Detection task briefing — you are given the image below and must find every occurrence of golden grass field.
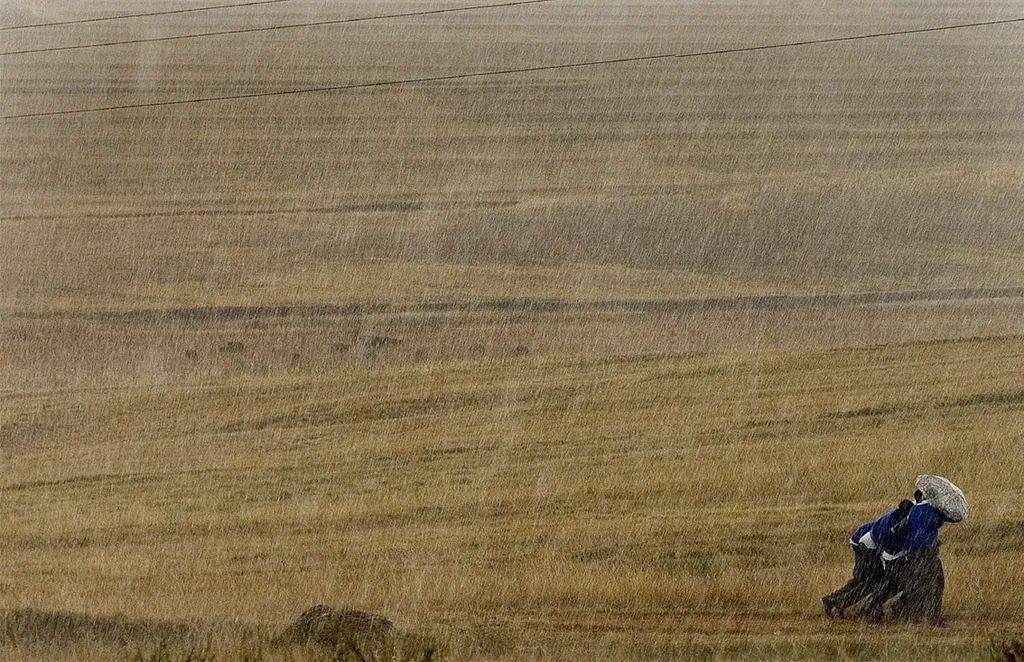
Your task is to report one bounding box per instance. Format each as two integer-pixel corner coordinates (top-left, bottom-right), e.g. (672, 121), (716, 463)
(1, 0), (1023, 659)
(3, 336), (1024, 659)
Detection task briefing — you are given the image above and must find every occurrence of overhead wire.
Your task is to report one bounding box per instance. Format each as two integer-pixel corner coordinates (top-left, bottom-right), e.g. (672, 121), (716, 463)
(3, 16), (1022, 120)
(0, 0), (297, 32)
(0, 0), (560, 57)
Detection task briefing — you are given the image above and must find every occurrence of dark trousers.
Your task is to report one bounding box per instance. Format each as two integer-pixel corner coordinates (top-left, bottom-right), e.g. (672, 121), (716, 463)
(824, 544), (883, 615)
(862, 548), (944, 623)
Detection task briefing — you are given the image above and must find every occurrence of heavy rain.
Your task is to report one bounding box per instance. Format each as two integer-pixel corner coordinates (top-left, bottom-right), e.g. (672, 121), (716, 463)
(1, 0), (1022, 659)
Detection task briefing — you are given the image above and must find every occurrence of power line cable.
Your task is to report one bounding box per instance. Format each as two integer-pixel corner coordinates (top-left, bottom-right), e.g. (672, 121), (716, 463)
(0, 0), (559, 56)
(0, 0), (297, 32)
(4, 16), (1022, 120)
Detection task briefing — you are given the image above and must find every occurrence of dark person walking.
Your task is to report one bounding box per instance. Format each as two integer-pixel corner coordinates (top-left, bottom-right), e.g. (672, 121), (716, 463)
(862, 492), (953, 625)
(823, 499), (914, 618)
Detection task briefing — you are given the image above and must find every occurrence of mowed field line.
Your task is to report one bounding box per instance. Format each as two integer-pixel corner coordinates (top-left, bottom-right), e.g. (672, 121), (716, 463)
(7, 286), (1024, 323)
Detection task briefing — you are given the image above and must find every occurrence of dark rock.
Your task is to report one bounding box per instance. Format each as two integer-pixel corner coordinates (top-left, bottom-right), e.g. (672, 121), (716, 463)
(275, 605), (394, 649)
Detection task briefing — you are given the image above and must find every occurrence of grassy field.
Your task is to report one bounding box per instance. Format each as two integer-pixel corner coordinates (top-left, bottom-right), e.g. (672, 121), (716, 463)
(2, 335), (1024, 659)
(3, 0), (1024, 314)
(1, 0), (1023, 659)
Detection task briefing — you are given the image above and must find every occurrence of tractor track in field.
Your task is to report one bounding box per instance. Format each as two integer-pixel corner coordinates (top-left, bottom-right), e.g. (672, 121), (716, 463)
(7, 286), (1024, 325)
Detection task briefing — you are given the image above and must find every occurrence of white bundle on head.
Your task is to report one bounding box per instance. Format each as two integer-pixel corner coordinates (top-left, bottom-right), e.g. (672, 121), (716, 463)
(915, 475), (968, 522)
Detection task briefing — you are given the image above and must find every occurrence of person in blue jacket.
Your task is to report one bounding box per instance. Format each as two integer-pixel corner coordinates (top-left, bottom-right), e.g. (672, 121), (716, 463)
(822, 499), (914, 618)
(862, 490), (953, 624)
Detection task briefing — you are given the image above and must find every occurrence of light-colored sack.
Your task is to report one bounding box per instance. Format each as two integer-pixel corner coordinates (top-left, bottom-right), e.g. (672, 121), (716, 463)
(915, 474), (968, 522)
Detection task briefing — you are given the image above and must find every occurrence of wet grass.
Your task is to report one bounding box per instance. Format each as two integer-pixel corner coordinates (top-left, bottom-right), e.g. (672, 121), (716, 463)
(1, 1), (1023, 658)
(0, 608), (438, 661)
(1, 336), (1022, 659)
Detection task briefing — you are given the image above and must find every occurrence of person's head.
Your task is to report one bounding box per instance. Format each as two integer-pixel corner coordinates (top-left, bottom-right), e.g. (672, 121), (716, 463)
(913, 489), (924, 503)
(898, 499), (914, 516)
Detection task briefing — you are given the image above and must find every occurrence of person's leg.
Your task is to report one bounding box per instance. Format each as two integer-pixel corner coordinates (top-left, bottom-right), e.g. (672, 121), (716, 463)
(835, 548), (883, 616)
(893, 551), (943, 623)
(861, 557), (908, 622)
(923, 553), (945, 624)
(819, 549), (876, 618)
(823, 546), (862, 616)
(891, 587), (914, 621)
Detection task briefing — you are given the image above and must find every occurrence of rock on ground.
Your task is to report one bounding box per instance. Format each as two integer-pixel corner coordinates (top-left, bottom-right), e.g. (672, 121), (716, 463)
(275, 605), (395, 649)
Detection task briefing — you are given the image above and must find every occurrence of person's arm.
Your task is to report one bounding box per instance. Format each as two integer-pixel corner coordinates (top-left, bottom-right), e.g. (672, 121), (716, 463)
(889, 515), (910, 540)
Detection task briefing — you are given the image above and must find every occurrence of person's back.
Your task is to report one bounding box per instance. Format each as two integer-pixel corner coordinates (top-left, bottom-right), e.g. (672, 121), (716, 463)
(905, 502), (946, 550)
(869, 507), (910, 552)
(880, 501), (946, 562)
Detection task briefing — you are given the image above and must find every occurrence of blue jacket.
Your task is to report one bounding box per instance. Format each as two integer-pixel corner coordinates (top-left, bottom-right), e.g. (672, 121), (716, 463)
(850, 520), (873, 545)
(905, 503), (946, 550)
(881, 502), (946, 556)
(869, 508), (907, 550)
(851, 508), (905, 548)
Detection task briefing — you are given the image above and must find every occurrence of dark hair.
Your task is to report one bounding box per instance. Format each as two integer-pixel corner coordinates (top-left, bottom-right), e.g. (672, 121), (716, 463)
(914, 489), (924, 503)
(898, 499), (914, 516)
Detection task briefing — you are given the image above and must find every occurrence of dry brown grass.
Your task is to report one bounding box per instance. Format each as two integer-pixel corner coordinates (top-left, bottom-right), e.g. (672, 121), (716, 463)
(3, 1), (1024, 313)
(2, 0), (1023, 659)
(2, 335), (1023, 659)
